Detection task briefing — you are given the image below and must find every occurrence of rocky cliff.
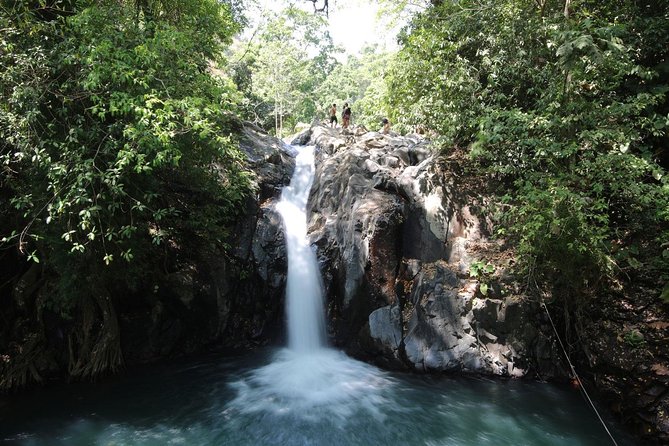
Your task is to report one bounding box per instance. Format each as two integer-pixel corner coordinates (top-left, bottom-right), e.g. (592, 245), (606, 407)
(114, 123), (296, 363)
(296, 123), (669, 443)
(122, 122), (296, 359)
(297, 125), (563, 378)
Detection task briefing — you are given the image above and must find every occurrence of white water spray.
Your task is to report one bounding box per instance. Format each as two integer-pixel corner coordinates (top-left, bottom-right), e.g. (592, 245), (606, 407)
(229, 145), (392, 421)
(275, 146), (326, 352)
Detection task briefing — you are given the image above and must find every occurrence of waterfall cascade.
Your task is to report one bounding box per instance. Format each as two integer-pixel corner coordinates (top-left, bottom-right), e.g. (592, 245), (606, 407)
(275, 146), (326, 353)
(0, 145), (630, 446)
(228, 145), (391, 420)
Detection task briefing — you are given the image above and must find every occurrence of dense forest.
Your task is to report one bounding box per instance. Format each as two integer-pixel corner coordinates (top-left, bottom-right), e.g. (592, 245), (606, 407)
(230, 0), (669, 300)
(232, 0), (669, 314)
(1, 0), (668, 439)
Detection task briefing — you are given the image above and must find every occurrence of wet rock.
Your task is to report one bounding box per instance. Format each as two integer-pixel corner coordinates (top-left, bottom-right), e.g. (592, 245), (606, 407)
(303, 124), (557, 377)
(368, 305), (402, 354)
(290, 127), (312, 146)
(239, 121), (296, 201)
(219, 124), (294, 345)
(397, 262), (536, 376)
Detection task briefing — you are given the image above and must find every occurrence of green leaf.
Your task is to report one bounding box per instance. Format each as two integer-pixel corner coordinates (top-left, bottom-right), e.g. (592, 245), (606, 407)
(661, 283), (669, 304)
(27, 251), (40, 263)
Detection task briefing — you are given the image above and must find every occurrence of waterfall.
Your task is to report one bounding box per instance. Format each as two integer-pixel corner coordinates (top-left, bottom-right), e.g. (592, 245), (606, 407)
(275, 145), (326, 352)
(227, 145), (391, 421)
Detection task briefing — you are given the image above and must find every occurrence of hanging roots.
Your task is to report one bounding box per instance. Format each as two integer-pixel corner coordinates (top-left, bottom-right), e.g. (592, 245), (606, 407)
(0, 334), (45, 391)
(68, 288), (123, 379)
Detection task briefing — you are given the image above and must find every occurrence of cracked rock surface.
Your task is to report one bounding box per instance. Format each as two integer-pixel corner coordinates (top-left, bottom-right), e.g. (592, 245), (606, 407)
(301, 125), (561, 377)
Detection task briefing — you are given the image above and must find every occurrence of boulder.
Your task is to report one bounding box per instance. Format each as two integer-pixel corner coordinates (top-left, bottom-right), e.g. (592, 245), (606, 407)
(290, 127), (312, 146)
(368, 305), (402, 354)
(303, 124), (562, 378)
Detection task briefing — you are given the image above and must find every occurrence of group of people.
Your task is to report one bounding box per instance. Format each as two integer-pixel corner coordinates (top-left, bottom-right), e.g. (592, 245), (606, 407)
(328, 103), (351, 129)
(328, 103), (391, 134)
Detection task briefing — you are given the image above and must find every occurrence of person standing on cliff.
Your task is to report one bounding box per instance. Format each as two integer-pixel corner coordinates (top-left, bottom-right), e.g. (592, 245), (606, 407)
(329, 103), (337, 128)
(381, 118), (391, 134)
(342, 103), (352, 129)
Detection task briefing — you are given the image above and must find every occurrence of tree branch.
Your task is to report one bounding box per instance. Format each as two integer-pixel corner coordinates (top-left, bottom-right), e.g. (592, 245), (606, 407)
(306, 0), (329, 17)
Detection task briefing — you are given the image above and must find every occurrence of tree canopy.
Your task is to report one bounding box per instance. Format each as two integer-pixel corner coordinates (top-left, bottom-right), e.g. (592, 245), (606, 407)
(385, 0), (669, 295)
(229, 5), (339, 136)
(1, 0), (253, 379)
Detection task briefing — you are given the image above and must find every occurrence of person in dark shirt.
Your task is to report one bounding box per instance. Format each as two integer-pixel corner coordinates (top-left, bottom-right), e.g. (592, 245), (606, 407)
(342, 103), (352, 129)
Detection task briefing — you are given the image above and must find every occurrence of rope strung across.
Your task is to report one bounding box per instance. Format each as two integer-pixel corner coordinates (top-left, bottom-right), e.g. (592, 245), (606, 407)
(541, 300), (619, 446)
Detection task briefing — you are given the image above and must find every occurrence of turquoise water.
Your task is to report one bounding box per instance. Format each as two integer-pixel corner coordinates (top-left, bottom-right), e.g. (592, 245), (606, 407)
(0, 347), (637, 445)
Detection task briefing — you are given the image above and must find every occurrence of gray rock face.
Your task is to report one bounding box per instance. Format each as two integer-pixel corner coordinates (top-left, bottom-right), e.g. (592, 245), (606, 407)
(290, 127), (312, 146)
(217, 123), (296, 344)
(402, 262), (531, 376)
(239, 121), (296, 202)
(305, 124), (560, 377)
(368, 305), (402, 354)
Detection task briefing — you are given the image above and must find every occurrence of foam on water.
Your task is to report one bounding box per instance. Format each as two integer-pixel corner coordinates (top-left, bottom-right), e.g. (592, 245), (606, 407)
(228, 348), (393, 423)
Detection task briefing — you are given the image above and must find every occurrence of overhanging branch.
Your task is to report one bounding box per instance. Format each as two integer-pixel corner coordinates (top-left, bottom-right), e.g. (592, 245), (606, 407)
(306, 0), (329, 16)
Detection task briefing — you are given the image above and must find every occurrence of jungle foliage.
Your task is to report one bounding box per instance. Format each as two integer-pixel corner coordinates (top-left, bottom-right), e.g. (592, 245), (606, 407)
(386, 0), (669, 293)
(228, 5), (339, 136)
(1, 0), (250, 279)
(229, 5), (396, 135)
(0, 0), (251, 381)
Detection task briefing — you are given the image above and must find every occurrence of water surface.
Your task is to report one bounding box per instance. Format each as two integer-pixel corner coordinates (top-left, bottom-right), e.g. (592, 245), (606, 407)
(0, 347), (636, 445)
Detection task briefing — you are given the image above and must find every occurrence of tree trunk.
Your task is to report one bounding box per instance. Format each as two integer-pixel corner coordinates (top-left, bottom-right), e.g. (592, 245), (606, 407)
(534, 0), (548, 17)
(279, 98), (284, 138)
(274, 93), (279, 137)
(68, 286), (123, 379)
